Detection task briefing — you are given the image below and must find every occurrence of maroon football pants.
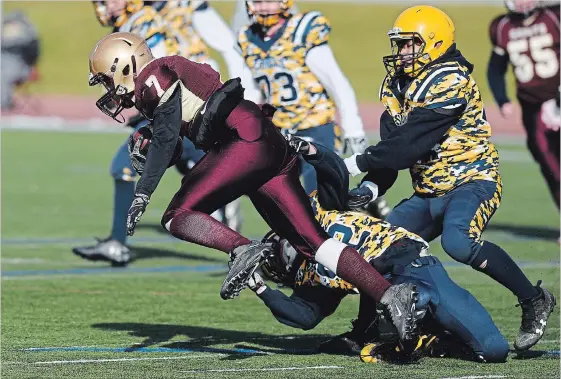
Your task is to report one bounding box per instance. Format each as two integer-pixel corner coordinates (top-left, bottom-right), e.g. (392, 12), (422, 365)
(521, 100), (560, 208)
(162, 102), (392, 302)
(162, 122), (326, 256)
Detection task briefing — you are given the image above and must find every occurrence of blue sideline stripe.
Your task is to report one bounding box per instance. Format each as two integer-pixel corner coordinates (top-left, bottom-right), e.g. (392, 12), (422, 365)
(3, 261), (559, 278)
(2, 264), (227, 277)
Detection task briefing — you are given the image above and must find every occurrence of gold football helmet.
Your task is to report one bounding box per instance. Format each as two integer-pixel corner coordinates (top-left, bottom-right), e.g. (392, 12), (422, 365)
(89, 32), (154, 122)
(383, 5), (455, 78)
(246, 0), (294, 29)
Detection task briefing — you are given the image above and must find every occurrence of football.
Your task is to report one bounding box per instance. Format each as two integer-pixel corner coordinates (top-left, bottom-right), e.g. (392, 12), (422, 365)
(127, 125), (183, 175)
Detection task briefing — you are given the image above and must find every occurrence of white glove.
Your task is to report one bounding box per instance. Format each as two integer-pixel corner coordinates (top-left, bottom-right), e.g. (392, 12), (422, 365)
(248, 271), (267, 295)
(344, 136), (369, 154)
(344, 153), (363, 177)
(541, 98), (560, 131)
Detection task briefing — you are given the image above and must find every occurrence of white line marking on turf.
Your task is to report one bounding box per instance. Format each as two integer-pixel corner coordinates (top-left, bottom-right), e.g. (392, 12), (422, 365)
(1, 258), (46, 264)
(181, 366), (344, 374)
(538, 339), (560, 344)
(438, 376), (507, 379)
(8, 354), (221, 365)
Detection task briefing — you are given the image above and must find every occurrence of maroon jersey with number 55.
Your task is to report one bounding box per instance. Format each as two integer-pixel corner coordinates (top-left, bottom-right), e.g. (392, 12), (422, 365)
(489, 7), (560, 104)
(134, 55), (222, 135)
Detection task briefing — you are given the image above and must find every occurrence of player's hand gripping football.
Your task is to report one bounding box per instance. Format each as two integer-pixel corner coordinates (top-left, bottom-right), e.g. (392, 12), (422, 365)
(126, 194), (150, 236)
(286, 135), (317, 156)
(348, 181), (379, 210)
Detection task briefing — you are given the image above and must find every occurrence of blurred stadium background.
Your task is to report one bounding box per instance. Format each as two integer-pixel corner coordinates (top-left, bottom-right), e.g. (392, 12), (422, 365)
(1, 1), (559, 378)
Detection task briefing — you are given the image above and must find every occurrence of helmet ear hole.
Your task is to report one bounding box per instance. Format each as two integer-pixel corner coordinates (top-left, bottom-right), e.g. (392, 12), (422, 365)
(123, 64), (130, 76)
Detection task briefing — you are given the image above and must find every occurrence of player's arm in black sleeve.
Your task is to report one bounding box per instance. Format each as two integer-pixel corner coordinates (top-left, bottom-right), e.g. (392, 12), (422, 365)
(359, 111), (399, 195)
(135, 85), (182, 197)
(486, 17), (511, 108)
(354, 106), (460, 173)
(487, 50), (510, 107)
(256, 285), (343, 330)
(303, 143), (350, 211)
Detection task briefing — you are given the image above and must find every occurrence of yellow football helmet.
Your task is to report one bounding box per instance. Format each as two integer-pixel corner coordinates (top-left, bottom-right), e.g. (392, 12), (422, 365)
(246, 0), (294, 29)
(383, 5), (455, 78)
(89, 32), (154, 122)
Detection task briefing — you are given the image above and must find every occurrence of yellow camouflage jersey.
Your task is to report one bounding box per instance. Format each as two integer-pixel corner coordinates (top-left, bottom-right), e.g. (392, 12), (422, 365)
(294, 192), (429, 293)
(380, 61), (501, 196)
(92, 1), (180, 57)
(157, 0), (211, 62)
(237, 12), (336, 131)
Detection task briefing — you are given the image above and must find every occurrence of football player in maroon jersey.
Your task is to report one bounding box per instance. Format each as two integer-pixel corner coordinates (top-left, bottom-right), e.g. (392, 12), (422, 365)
(88, 32), (420, 342)
(487, 0), (560, 212)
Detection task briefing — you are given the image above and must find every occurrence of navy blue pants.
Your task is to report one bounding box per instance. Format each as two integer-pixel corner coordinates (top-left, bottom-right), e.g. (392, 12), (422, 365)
(281, 123), (338, 195)
(392, 256), (509, 363)
(257, 255), (508, 362)
(386, 180), (501, 265)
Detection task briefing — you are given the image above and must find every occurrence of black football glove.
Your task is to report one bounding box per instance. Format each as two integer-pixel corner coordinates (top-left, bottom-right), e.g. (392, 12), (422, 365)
(286, 135), (316, 156)
(348, 182), (378, 210)
(126, 112), (148, 129)
(126, 193), (150, 236)
(189, 78), (245, 151)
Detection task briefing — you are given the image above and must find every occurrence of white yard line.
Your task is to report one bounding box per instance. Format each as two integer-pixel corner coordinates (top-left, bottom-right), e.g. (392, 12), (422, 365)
(538, 339), (560, 344)
(438, 376), (507, 379)
(181, 366), (344, 374)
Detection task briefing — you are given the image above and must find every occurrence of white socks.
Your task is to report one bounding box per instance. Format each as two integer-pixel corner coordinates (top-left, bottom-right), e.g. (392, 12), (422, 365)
(315, 238), (347, 273)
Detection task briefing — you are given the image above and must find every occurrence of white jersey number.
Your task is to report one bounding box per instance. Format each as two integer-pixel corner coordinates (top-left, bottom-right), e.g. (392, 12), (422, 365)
(507, 34), (559, 83)
(145, 75), (165, 97)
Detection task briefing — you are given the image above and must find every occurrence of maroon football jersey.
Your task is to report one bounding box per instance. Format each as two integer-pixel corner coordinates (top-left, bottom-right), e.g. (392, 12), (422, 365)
(134, 55), (222, 134)
(489, 7), (560, 103)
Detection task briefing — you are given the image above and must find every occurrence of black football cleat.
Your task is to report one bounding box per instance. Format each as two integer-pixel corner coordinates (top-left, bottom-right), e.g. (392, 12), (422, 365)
(379, 283), (419, 342)
(514, 280), (556, 351)
(220, 241), (274, 300)
(72, 237), (133, 267)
